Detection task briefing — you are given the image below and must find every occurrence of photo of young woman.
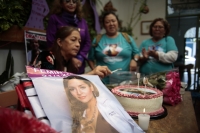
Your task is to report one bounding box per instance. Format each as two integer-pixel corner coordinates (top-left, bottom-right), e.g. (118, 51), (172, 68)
(27, 38), (41, 67)
(63, 75), (144, 133)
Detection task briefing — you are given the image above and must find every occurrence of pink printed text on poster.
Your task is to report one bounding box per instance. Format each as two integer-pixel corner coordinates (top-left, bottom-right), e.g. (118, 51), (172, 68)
(26, 66), (74, 78)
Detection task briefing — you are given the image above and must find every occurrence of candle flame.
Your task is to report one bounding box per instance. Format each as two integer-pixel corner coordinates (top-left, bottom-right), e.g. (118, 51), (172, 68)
(143, 108), (145, 113)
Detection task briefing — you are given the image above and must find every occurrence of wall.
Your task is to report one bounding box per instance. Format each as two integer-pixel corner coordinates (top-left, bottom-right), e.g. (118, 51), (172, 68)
(0, 0), (166, 74)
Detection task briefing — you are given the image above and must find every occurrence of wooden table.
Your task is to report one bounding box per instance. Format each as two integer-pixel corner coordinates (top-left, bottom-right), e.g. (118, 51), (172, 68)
(134, 92), (199, 133)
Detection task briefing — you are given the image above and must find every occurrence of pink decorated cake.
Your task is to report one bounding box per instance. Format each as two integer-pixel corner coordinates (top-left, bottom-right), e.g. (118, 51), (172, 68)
(112, 85), (164, 116)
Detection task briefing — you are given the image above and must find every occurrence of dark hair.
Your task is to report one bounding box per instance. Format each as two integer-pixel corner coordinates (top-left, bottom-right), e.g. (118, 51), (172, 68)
(149, 18), (170, 37)
(50, 26), (80, 71)
(63, 75), (99, 133)
(30, 38), (39, 45)
(101, 11), (121, 28)
(57, 0), (82, 20)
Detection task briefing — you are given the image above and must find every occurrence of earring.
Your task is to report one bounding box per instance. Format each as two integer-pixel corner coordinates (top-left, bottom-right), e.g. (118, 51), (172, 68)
(92, 91), (96, 97)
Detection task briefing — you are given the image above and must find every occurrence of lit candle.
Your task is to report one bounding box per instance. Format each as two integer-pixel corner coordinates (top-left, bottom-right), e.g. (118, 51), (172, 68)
(138, 108), (150, 131)
(137, 73), (140, 88)
(143, 77), (148, 95)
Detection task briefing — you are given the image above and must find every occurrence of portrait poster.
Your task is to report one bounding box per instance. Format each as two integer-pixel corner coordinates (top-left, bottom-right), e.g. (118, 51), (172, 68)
(24, 30), (47, 67)
(26, 67), (144, 133)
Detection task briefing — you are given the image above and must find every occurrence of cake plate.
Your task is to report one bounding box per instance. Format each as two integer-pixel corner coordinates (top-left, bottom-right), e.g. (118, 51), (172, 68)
(131, 106), (168, 120)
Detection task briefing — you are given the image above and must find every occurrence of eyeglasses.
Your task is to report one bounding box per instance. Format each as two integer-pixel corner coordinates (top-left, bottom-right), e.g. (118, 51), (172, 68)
(153, 26), (164, 29)
(64, 0), (77, 4)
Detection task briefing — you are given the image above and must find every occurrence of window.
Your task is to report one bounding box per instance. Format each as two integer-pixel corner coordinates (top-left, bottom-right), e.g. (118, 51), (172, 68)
(167, 0), (200, 17)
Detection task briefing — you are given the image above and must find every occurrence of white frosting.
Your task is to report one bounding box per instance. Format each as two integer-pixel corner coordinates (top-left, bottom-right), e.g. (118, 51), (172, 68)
(112, 85), (164, 115)
(115, 95), (163, 114)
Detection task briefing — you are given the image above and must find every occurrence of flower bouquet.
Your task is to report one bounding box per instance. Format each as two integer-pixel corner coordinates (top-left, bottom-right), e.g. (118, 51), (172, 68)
(133, 69), (182, 106)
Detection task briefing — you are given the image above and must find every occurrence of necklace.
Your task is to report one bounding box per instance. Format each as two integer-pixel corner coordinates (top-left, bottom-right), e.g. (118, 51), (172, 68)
(85, 103), (97, 126)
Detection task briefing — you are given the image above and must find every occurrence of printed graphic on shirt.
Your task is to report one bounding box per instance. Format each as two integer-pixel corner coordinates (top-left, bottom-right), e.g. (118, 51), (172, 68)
(103, 44), (122, 57)
(104, 56), (123, 64)
(149, 44), (163, 52)
(148, 44), (164, 61)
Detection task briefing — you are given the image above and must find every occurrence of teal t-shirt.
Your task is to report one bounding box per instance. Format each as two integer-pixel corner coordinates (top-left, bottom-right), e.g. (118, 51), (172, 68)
(139, 36), (178, 75)
(88, 32), (139, 84)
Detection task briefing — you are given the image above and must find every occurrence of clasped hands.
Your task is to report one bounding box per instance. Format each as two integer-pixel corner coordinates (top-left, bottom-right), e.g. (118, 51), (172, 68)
(129, 48), (159, 71)
(140, 48), (159, 62)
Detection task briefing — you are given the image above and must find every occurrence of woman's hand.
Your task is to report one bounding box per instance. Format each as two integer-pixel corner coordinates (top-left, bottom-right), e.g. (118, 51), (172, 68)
(139, 48), (149, 63)
(86, 66), (111, 78)
(129, 59), (137, 71)
(148, 49), (159, 60)
(142, 48), (149, 60)
(72, 57), (82, 69)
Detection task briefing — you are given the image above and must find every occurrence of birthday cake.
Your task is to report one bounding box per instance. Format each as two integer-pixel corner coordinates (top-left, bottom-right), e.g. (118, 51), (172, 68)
(112, 85), (164, 116)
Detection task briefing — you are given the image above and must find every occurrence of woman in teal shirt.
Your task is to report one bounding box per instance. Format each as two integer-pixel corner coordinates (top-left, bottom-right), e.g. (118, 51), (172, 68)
(139, 18), (178, 75)
(88, 12), (139, 84)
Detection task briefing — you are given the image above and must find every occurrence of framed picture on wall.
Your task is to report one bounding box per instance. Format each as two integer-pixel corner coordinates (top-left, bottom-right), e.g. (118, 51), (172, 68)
(141, 21), (152, 35)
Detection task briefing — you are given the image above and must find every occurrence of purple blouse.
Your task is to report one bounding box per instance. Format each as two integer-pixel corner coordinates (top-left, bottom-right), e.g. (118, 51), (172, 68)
(46, 14), (91, 74)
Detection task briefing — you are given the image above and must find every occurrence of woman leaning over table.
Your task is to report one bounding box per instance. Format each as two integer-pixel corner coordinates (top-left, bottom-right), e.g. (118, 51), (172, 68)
(87, 11), (139, 84)
(46, 0), (91, 74)
(138, 18), (178, 75)
(63, 75), (144, 133)
(35, 26), (111, 78)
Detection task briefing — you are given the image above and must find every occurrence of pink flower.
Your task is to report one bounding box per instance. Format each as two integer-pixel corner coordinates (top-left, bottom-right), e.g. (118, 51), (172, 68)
(162, 71), (181, 105)
(163, 96), (175, 105)
(162, 80), (173, 96)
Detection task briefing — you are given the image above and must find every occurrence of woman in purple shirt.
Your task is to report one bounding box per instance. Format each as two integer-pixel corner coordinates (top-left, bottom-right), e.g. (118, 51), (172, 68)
(46, 0), (91, 74)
